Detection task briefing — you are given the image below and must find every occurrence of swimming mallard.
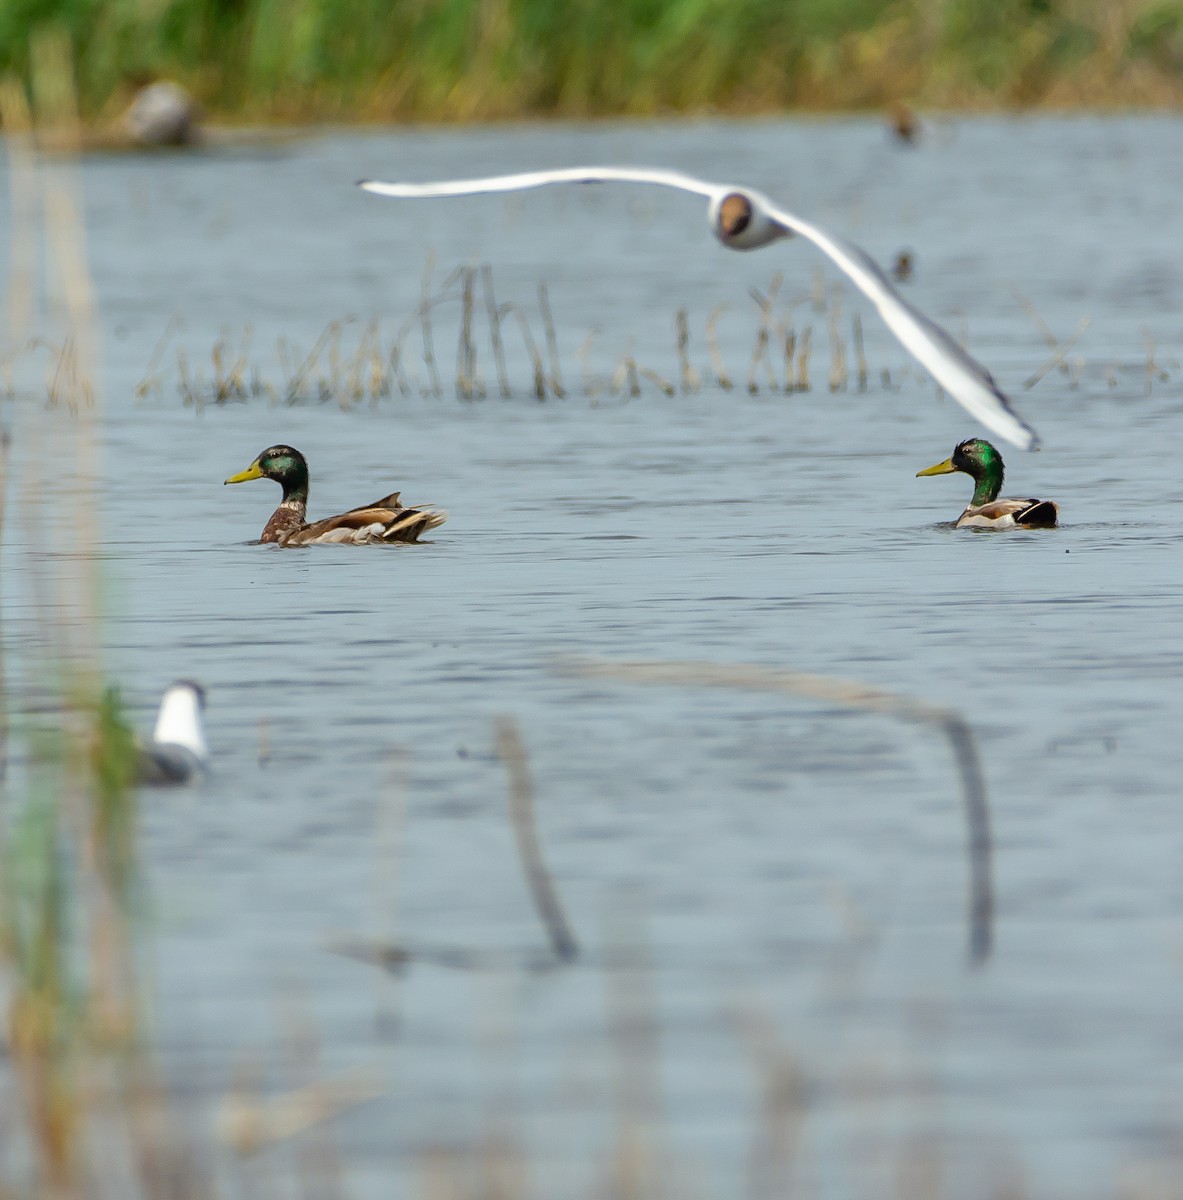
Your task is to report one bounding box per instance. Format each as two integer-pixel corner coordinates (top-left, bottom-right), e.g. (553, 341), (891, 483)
(224, 445), (446, 545)
(916, 438), (1058, 529)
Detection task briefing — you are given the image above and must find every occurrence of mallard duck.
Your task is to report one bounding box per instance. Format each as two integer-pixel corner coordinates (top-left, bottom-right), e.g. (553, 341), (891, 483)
(358, 167), (1038, 450)
(916, 438), (1058, 529)
(224, 445), (446, 545)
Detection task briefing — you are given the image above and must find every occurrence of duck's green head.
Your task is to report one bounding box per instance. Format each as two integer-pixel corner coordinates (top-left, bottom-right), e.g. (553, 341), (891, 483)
(224, 444), (309, 500)
(916, 438), (1004, 505)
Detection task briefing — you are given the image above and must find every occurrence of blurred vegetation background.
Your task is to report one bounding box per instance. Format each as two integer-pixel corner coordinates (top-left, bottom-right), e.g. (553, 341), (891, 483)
(2, 0), (1183, 123)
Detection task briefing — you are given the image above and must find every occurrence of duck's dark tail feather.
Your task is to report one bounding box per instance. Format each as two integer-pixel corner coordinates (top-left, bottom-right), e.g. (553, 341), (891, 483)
(1015, 500), (1058, 528)
(383, 506), (448, 542)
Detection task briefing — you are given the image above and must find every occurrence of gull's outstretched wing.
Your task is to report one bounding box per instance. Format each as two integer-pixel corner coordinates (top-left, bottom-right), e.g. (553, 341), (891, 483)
(754, 196), (1039, 451)
(358, 166), (721, 200)
(358, 166), (1039, 450)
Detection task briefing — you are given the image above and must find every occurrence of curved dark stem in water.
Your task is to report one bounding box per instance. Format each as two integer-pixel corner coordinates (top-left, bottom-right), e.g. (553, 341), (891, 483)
(556, 656), (996, 967)
(495, 716), (580, 964)
(942, 714), (993, 965)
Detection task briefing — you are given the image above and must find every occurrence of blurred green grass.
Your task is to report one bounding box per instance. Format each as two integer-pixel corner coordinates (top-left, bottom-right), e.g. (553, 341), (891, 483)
(4, 0), (1183, 123)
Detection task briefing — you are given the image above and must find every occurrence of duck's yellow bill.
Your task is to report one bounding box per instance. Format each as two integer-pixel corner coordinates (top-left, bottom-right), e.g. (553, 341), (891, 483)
(916, 457), (956, 477)
(224, 460), (264, 485)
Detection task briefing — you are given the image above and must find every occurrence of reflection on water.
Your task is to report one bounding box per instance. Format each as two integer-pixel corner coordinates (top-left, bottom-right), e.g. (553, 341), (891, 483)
(4, 116), (1183, 1196)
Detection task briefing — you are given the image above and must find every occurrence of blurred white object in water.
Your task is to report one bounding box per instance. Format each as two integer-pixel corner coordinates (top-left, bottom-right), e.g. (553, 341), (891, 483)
(139, 680), (208, 785)
(124, 81), (199, 147)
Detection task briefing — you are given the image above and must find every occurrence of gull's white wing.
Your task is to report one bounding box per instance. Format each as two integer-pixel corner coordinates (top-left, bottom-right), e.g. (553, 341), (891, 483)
(358, 166), (721, 201)
(761, 198), (1039, 451)
(358, 165), (1038, 450)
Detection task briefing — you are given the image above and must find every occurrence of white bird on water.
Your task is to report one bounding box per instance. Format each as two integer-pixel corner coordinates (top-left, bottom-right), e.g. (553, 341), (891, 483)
(358, 166), (1039, 451)
(138, 680), (209, 785)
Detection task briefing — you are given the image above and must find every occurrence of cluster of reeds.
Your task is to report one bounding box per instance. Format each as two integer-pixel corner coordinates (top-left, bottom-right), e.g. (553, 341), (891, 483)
(127, 265), (947, 409)
(4, 0), (1183, 123)
(123, 263), (1177, 412)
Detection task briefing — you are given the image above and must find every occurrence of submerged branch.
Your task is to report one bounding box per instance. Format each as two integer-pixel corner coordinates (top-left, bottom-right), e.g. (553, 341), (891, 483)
(557, 655), (995, 966)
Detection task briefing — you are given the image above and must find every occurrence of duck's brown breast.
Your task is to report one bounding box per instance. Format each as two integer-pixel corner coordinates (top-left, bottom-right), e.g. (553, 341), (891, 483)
(261, 502), (306, 544)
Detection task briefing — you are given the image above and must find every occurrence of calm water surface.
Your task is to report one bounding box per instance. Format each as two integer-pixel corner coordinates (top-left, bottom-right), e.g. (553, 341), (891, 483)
(3, 116), (1183, 1197)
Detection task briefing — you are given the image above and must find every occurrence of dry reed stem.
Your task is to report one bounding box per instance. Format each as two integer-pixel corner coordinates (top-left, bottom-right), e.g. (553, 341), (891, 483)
(176, 347), (198, 409)
(133, 315), (183, 401)
(393, 316), (420, 396)
(639, 366), (674, 397)
(1142, 328), (1165, 396)
(828, 295), (847, 392)
(324, 320), (344, 402)
(747, 277), (783, 393)
(747, 318), (768, 393)
(538, 282), (565, 398)
(283, 321), (342, 403)
(675, 308), (699, 393)
(481, 264), (512, 398)
(345, 317), (377, 402)
(211, 338), (229, 401)
(389, 329), (412, 397)
(508, 305), (547, 399)
(810, 267), (827, 313)
(706, 303), (732, 390)
(50, 341), (66, 406)
(420, 255), (442, 397)
(493, 717), (579, 963)
(340, 319), (371, 406)
(1023, 316), (1091, 390)
(276, 334), (293, 385)
(558, 656), (994, 965)
(456, 266), (476, 399)
(852, 313), (868, 392)
(625, 357), (641, 398)
(365, 321), (388, 400)
(795, 327), (812, 391)
(609, 355), (628, 395)
(779, 324), (796, 391)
